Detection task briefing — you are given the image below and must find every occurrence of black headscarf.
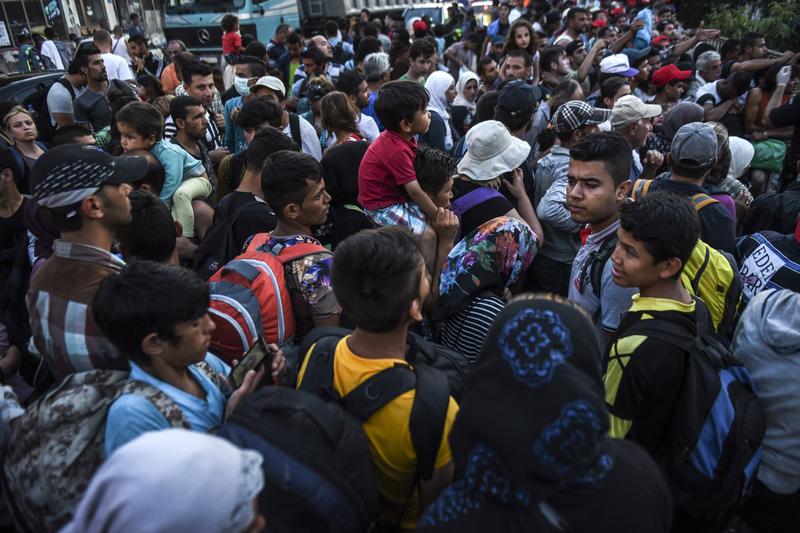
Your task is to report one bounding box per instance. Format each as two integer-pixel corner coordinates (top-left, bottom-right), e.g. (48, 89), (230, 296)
(419, 296), (673, 533)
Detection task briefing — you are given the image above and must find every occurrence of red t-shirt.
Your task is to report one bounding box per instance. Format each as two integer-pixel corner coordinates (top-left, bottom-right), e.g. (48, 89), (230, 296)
(357, 130), (418, 210)
(222, 31), (242, 55)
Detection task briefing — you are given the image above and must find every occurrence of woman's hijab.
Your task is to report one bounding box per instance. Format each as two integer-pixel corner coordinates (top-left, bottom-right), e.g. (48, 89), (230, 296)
(426, 71), (456, 151)
(421, 297), (609, 531)
(62, 429), (264, 533)
(435, 217), (538, 321)
(727, 136), (755, 181)
(659, 102), (705, 139)
(453, 71), (479, 113)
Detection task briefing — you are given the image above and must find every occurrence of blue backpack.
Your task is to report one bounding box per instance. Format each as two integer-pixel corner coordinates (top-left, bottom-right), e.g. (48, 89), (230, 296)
(628, 300), (765, 517)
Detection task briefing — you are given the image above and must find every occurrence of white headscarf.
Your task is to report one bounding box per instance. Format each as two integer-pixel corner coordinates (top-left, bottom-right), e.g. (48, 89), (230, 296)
(453, 70), (479, 113)
(61, 429), (264, 533)
(727, 136), (755, 181)
(425, 70), (455, 151)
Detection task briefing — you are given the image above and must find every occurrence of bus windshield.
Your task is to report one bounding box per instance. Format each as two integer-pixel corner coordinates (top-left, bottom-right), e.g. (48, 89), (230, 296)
(166, 0), (244, 15)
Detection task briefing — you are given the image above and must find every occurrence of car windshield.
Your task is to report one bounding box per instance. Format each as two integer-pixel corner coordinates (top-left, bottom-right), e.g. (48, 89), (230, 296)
(404, 7), (442, 25)
(166, 0), (244, 14)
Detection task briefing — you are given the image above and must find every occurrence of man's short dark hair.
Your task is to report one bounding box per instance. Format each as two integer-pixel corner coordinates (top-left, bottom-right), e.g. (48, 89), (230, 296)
(0, 146), (21, 188)
(51, 124), (93, 146)
(554, 79), (580, 100)
(506, 49), (533, 68)
(116, 101), (164, 141)
(301, 46), (327, 65)
(335, 69), (365, 97)
(117, 190), (176, 263)
(243, 41), (267, 62)
(237, 97), (283, 130)
(68, 46), (101, 75)
(129, 34), (148, 48)
(540, 45), (564, 73)
(261, 150), (323, 216)
(408, 38), (435, 60)
(355, 36), (382, 64)
(169, 95), (202, 123)
(720, 39), (740, 59)
(414, 145), (455, 196)
(375, 80), (428, 132)
(567, 7), (589, 20)
(126, 149), (165, 195)
(246, 126), (300, 172)
(236, 54), (267, 78)
(44, 27), (56, 40)
(741, 31), (764, 51)
(181, 60), (213, 86)
(494, 104), (533, 134)
(324, 20), (338, 37)
(93, 29), (112, 45)
(570, 131), (633, 187)
(93, 261), (210, 361)
(475, 90), (499, 123)
(129, 12), (139, 20)
(477, 56), (495, 79)
(333, 226), (423, 332)
(619, 192), (700, 277)
(287, 32), (302, 46)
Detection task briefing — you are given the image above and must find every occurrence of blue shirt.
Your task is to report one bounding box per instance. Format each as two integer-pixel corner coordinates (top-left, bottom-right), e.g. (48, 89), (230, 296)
(104, 353), (230, 457)
(151, 139), (205, 207)
(364, 92), (383, 132)
(224, 95), (247, 153)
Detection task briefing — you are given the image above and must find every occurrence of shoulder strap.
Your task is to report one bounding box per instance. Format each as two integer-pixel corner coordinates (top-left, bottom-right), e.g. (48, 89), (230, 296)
(631, 178), (652, 200)
(220, 193), (261, 227)
(273, 241), (328, 264)
(691, 192), (719, 211)
(621, 319), (696, 353)
(409, 361), (451, 480)
(122, 380), (191, 428)
(57, 77), (76, 100)
(288, 112), (302, 146)
(451, 187), (504, 213)
(589, 234), (618, 299)
(297, 334), (342, 396)
(690, 244), (711, 294)
(340, 365), (416, 422)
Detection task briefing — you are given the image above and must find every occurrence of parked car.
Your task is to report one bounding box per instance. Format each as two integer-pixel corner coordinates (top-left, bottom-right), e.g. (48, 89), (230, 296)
(0, 71), (66, 104)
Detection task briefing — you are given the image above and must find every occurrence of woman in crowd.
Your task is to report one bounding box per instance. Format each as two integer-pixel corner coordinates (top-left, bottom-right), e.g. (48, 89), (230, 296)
(62, 429), (266, 533)
(419, 296), (673, 533)
(420, 71), (457, 153)
(4, 106), (46, 194)
(320, 91), (364, 149)
(596, 77), (631, 110)
(434, 217), (538, 362)
(451, 71), (479, 137)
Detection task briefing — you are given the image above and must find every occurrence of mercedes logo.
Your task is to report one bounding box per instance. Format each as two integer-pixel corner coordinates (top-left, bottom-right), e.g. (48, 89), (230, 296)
(197, 28), (210, 44)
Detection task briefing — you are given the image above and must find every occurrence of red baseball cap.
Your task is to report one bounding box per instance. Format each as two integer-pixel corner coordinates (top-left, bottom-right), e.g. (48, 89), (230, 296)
(592, 18), (607, 28)
(412, 19), (428, 32)
(611, 7), (625, 15)
(652, 35), (671, 46)
(651, 64), (692, 87)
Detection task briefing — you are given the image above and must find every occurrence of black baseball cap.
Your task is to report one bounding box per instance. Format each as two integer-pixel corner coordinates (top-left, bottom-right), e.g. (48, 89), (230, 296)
(498, 80), (543, 116)
(32, 144), (148, 208)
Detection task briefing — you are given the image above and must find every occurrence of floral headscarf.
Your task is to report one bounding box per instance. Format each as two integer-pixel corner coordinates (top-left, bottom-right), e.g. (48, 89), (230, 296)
(435, 217), (538, 321)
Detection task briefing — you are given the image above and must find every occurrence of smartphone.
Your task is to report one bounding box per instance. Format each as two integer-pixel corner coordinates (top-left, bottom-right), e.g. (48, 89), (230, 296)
(229, 338), (273, 389)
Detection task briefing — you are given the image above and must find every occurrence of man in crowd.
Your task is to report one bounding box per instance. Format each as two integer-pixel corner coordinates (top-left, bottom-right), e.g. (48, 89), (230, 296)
(335, 69), (380, 142)
(46, 47), (93, 128)
(685, 50), (722, 102)
(501, 49), (533, 82)
(74, 48), (135, 133)
(223, 55), (267, 153)
(128, 34), (164, 78)
(610, 95), (664, 181)
(93, 29), (135, 83)
(363, 51), (391, 130)
(399, 39), (435, 84)
(267, 23), (291, 63)
(554, 7), (591, 47)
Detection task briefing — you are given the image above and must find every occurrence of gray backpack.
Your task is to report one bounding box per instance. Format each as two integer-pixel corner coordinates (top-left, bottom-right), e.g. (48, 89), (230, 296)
(2, 364), (222, 532)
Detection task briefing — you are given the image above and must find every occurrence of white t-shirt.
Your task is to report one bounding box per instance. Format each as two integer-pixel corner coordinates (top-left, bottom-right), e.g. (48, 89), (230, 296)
(102, 52), (135, 82)
(39, 40), (64, 70)
(283, 114), (322, 161)
(694, 81), (722, 106)
(111, 36), (131, 62)
(357, 113), (379, 143)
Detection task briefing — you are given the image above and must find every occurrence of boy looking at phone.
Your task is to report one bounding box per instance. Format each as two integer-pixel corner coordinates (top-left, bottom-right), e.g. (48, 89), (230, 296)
(93, 260), (287, 456)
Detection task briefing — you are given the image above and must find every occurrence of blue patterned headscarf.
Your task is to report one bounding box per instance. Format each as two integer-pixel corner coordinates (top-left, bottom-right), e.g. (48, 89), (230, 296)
(419, 296), (615, 532)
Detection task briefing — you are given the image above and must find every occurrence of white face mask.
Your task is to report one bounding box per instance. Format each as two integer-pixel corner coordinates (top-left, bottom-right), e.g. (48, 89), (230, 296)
(233, 76), (251, 96)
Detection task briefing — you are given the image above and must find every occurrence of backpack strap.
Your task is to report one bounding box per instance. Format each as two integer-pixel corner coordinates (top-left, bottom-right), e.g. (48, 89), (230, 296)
(690, 244), (711, 294)
(340, 365), (416, 422)
(297, 334), (343, 396)
(288, 112), (302, 146)
(631, 178), (652, 200)
(122, 380), (191, 429)
(691, 193), (719, 211)
(195, 360), (233, 397)
(274, 242), (329, 264)
(589, 234), (618, 299)
(451, 187), (505, 214)
(57, 77), (76, 100)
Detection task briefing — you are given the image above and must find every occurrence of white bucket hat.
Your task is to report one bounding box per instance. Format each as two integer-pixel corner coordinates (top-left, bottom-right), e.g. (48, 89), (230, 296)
(457, 121), (530, 181)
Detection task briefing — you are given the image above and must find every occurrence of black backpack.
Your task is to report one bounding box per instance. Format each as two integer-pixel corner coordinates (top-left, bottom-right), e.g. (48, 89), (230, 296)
(741, 182), (800, 235)
(193, 193), (266, 280)
(23, 77), (75, 143)
(288, 112), (302, 146)
(618, 301), (765, 517)
(331, 42), (353, 65)
(219, 386), (382, 533)
(296, 327), (467, 490)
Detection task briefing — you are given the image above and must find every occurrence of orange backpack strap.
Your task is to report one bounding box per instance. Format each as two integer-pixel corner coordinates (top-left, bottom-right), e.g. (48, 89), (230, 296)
(275, 242), (330, 264)
(631, 179), (653, 200)
(691, 193), (719, 211)
(244, 232), (271, 253)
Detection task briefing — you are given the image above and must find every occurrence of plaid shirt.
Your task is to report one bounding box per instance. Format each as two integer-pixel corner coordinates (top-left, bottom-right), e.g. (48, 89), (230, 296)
(26, 240), (127, 380)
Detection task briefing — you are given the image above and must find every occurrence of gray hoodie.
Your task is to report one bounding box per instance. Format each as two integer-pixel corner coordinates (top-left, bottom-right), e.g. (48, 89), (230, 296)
(732, 289), (800, 494)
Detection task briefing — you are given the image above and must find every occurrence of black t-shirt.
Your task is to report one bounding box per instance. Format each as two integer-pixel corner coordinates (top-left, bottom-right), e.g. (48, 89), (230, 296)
(648, 179), (737, 256)
(0, 197), (26, 255)
(225, 191), (277, 252)
(452, 179), (513, 237)
(770, 93), (800, 170)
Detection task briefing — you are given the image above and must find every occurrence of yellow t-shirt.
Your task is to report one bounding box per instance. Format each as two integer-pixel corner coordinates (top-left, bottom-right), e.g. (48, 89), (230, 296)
(297, 336), (458, 531)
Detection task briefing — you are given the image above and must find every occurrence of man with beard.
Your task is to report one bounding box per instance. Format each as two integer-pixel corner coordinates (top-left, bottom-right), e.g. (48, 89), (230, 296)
(26, 145), (148, 384)
(553, 7), (590, 47)
(74, 49), (135, 132)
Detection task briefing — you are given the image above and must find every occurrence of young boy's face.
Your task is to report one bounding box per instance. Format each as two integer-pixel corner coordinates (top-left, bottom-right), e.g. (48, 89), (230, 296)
(611, 227), (667, 289)
(295, 177), (331, 227)
(117, 122), (156, 153)
(429, 175), (454, 209)
(153, 313), (215, 367)
(406, 107), (431, 135)
(410, 54), (433, 77)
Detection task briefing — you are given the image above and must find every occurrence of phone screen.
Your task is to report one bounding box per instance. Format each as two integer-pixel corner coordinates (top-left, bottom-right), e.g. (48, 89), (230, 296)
(229, 338), (271, 389)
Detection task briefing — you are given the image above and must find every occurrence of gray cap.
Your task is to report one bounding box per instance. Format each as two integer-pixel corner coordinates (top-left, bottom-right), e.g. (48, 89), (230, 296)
(670, 122), (718, 168)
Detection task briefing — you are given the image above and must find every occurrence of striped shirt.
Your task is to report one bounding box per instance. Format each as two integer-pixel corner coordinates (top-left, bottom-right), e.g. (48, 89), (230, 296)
(26, 240), (127, 380)
(438, 296), (506, 363)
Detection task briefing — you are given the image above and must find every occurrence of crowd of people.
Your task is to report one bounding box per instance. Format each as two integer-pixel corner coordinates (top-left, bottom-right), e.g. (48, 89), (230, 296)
(2, 0), (800, 532)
